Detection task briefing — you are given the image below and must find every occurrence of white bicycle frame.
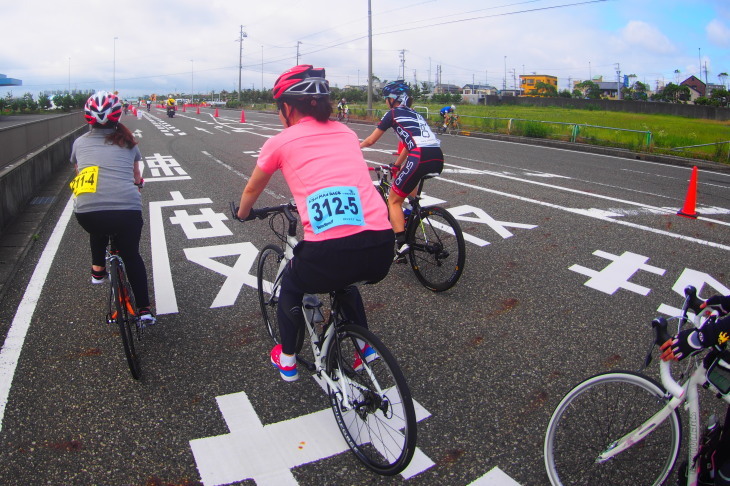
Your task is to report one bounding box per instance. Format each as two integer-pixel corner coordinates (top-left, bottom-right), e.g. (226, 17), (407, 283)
(596, 310), (730, 485)
(268, 232), (384, 411)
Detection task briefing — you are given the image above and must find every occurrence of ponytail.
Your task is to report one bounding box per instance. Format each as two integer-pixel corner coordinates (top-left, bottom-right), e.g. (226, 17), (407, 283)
(104, 122), (137, 149)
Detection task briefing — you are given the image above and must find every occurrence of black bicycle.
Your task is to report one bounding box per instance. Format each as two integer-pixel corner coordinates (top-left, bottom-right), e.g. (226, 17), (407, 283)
(105, 236), (143, 380)
(370, 164), (465, 291)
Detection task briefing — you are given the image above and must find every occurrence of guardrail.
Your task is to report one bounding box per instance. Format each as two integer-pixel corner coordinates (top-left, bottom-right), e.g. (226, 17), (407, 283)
(0, 112), (85, 168)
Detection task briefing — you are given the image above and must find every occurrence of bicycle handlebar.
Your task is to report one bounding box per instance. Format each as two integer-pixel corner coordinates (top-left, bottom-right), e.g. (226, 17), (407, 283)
(651, 285), (719, 399)
(368, 164), (399, 178)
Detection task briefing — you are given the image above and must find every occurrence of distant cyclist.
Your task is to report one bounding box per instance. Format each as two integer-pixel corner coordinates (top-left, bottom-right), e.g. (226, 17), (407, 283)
(236, 65), (392, 382)
(146, 99), (151, 111)
(70, 91), (156, 325)
(360, 80), (444, 260)
(439, 104), (456, 130)
(337, 98), (349, 121)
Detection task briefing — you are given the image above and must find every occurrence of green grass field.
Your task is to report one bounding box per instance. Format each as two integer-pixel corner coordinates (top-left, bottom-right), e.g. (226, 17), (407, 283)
(350, 102), (730, 164)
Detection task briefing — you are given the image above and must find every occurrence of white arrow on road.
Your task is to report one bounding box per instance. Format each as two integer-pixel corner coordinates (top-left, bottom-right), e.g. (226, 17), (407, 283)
(195, 127), (214, 134)
(133, 129), (143, 138)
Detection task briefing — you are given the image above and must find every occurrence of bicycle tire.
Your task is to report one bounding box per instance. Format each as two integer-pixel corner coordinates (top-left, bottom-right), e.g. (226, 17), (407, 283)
(325, 325), (417, 476)
(406, 205), (465, 292)
(110, 259), (142, 380)
(257, 244), (284, 345)
(544, 371), (681, 486)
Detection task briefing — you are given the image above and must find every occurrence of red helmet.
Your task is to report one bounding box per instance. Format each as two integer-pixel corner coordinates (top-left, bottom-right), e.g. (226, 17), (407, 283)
(272, 65), (329, 100)
(84, 91), (123, 125)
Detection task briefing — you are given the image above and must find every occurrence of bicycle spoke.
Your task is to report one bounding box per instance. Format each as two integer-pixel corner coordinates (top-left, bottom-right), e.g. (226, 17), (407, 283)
(326, 326), (416, 475)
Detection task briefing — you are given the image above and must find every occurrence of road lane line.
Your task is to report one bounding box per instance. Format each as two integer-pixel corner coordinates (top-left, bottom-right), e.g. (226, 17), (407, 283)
(438, 177), (730, 251)
(0, 196), (74, 432)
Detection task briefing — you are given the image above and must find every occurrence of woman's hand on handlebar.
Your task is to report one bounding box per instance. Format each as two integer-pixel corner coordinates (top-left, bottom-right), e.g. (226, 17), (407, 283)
(701, 295), (730, 316)
(660, 328), (703, 361)
(230, 202), (257, 222)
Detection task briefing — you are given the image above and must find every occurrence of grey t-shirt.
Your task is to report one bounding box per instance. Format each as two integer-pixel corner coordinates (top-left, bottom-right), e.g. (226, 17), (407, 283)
(70, 128), (143, 213)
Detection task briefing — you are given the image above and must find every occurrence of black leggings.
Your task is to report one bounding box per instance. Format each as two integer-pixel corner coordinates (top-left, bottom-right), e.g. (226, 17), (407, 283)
(277, 229), (394, 355)
(75, 210), (151, 309)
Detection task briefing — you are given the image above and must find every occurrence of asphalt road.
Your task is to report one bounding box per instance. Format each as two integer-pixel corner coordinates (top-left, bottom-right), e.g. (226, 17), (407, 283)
(0, 106), (729, 486)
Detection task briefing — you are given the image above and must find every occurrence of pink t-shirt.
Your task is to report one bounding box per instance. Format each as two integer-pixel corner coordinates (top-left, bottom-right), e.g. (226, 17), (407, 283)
(257, 117), (391, 242)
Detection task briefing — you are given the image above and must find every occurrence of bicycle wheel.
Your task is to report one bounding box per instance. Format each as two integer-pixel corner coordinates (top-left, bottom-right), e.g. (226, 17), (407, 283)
(257, 244), (285, 344)
(406, 205), (465, 292)
(110, 259), (142, 380)
(544, 371), (681, 486)
(325, 325), (417, 475)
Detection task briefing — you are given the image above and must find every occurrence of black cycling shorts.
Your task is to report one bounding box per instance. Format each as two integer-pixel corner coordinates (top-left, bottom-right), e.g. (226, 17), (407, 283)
(392, 146), (444, 198)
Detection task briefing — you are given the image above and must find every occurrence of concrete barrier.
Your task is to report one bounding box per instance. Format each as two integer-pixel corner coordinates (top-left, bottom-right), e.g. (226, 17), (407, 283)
(0, 112), (85, 168)
(0, 121), (87, 234)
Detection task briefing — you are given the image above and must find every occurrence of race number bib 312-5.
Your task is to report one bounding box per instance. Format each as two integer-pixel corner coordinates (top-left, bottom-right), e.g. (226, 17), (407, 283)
(306, 186), (365, 234)
(69, 166), (99, 197)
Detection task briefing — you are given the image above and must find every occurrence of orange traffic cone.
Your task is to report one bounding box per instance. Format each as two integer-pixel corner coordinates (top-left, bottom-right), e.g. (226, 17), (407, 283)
(196, 106), (200, 114)
(214, 108), (219, 117)
(677, 166), (698, 219)
(240, 109), (246, 123)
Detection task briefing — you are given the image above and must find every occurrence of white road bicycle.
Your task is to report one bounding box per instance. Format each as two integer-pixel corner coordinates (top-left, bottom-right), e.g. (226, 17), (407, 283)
(544, 285), (730, 485)
(230, 201), (417, 476)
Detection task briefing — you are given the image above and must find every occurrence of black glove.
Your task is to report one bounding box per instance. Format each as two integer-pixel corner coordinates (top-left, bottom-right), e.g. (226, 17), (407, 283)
(666, 328), (704, 361)
(704, 295), (730, 316)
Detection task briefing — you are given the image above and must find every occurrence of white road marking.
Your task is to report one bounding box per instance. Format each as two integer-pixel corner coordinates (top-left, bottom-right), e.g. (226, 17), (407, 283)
(0, 196), (74, 432)
(190, 389), (434, 485)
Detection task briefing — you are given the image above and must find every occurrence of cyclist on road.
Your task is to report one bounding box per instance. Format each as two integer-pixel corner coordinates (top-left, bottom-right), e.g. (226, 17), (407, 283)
(236, 65), (393, 382)
(360, 80), (444, 260)
(70, 91), (156, 325)
(337, 98), (349, 121)
(146, 99), (151, 111)
(439, 104), (456, 130)
(661, 293), (730, 485)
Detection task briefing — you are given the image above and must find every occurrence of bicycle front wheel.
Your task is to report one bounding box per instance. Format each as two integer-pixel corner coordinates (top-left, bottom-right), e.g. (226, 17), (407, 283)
(257, 244), (284, 344)
(406, 205), (465, 292)
(544, 371), (681, 486)
(110, 259), (141, 380)
(326, 325), (417, 476)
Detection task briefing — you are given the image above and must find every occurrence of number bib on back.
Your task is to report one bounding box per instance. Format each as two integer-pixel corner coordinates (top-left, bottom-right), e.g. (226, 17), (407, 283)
(69, 166), (99, 197)
(306, 186), (365, 234)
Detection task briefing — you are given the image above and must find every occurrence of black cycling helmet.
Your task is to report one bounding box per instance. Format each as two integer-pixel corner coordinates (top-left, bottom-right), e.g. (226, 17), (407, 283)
(382, 80), (410, 104)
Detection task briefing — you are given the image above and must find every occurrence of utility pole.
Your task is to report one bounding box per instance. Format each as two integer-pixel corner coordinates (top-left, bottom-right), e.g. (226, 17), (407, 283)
(615, 63), (621, 100)
(238, 26), (247, 102)
(399, 50), (406, 80)
(296, 41), (302, 64)
(367, 0), (373, 112)
(503, 56), (507, 91)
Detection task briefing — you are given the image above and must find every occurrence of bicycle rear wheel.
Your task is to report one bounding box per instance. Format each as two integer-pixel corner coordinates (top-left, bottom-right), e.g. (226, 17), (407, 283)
(110, 259), (142, 380)
(326, 325), (417, 476)
(406, 205), (465, 292)
(257, 244), (284, 344)
(544, 371), (681, 485)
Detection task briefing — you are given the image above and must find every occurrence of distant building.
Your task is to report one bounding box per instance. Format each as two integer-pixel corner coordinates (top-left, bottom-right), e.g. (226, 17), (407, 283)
(461, 83), (498, 104)
(434, 83), (461, 95)
(0, 73), (22, 86)
(519, 74), (558, 96)
(681, 75), (706, 97)
(706, 83), (724, 97)
(596, 81), (622, 99)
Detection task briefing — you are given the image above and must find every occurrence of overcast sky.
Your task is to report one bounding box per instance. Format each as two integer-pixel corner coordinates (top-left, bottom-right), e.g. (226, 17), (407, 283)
(2, 0), (729, 99)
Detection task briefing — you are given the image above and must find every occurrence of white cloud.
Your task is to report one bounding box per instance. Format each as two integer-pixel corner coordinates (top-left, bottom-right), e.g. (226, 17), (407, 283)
(706, 19), (730, 47)
(618, 20), (676, 55)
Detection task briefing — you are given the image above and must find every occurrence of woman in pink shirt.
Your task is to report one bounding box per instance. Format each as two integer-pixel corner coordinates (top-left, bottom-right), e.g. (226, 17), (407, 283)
(237, 65), (393, 381)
